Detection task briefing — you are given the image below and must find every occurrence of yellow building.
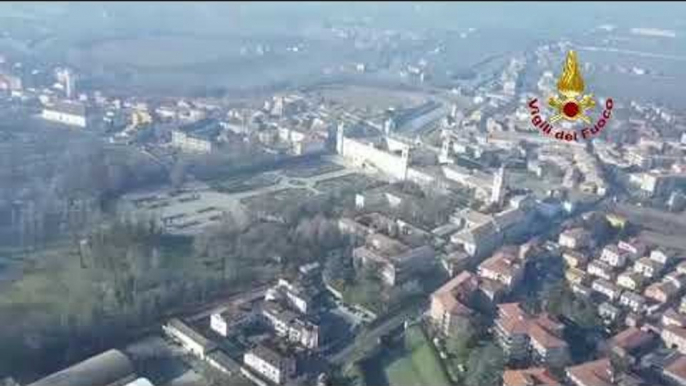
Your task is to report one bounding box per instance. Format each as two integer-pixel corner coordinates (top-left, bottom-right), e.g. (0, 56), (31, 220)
(606, 213), (628, 229)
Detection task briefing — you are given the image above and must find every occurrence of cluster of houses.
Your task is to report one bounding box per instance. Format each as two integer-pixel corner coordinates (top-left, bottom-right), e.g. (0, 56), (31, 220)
(162, 264), (325, 385)
(558, 225), (686, 330)
(424, 203), (686, 386)
(338, 211), (438, 289)
(494, 217), (686, 386)
(24, 66), (332, 159)
(428, 244), (532, 336)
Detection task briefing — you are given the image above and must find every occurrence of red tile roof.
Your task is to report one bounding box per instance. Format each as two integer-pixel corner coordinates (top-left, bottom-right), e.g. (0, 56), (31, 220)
(529, 324), (567, 349)
(503, 367), (561, 386)
(609, 327), (654, 353)
(497, 303), (568, 350)
(665, 355), (686, 383)
(566, 358), (614, 386)
(431, 271), (478, 316)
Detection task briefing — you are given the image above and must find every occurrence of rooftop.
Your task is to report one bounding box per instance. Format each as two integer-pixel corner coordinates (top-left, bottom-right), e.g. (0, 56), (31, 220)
(497, 303), (566, 350)
(610, 327), (655, 354)
(479, 251), (522, 278)
(566, 358), (614, 386)
(247, 343), (292, 368)
(27, 349), (134, 386)
(432, 271), (479, 317)
(665, 355), (686, 383)
(44, 100), (87, 116)
(166, 318), (216, 350)
(503, 367), (561, 386)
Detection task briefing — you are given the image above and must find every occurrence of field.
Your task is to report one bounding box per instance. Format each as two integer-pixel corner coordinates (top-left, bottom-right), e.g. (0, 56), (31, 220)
(62, 32), (354, 94)
(79, 36), (240, 68)
(308, 85), (429, 111)
(212, 172), (281, 194)
(361, 325), (451, 386)
(314, 173), (384, 194)
(241, 188), (315, 215)
(281, 161), (344, 179)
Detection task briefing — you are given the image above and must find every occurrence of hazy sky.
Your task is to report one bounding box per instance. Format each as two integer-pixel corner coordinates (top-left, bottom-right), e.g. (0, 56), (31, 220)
(3, 2), (686, 36)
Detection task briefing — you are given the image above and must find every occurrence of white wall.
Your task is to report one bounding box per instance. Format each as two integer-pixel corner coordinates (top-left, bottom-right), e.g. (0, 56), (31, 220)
(342, 137), (407, 180)
(42, 110), (86, 128)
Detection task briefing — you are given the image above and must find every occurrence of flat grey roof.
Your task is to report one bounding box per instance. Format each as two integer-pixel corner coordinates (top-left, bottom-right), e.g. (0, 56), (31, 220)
(27, 349), (134, 386)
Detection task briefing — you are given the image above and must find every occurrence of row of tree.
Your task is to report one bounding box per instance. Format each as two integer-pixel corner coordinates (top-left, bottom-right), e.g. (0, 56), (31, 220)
(0, 133), (167, 251)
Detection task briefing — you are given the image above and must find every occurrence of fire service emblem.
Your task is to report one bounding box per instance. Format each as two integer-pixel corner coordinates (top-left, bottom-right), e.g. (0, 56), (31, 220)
(528, 50), (614, 142)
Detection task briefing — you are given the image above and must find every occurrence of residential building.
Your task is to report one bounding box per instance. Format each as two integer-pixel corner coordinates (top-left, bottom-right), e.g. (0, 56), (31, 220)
(619, 291), (646, 313)
(493, 207), (532, 241)
(502, 367), (561, 386)
(566, 267), (589, 286)
(210, 304), (257, 337)
(338, 217), (373, 239)
(653, 249), (677, 266)
(566, 358), (644, 386)
(666, 272), (686, 290)
(478, 249), (525, 290)
(645, 281), (680, 304)
(563, 250), (588, 269)
(41, 100), (87, 128)
(559, 228), (592, 250)
(598, 302), (622, 323)
(572, 283), (593, 297)
(529, 322), (569, 366)
(0, 73), (22, 91)
(663, 309), (686, 328)
(441, 250), (472, 277)
(663, 326), (686, 355)
(450, 220), (500, 259)
(600, 245), (629, 268)
(618, 239), (647, 258)
(171, 129), (213, 153)
(265, 278), (318, 315)
(170, 118), (221, 153)
(449, 208), (534, 260)
(495, 303), (569, 367)
(664, 355), (686, 386)
(381, 245), (436, 286)
(353, 239), (435, 287)
(606, 213), (628, 229)
(480, 278), (508, 302)
(588, 260), (615, 281)
(609, 327), (656, 362)
(592, 278), (623, 301)
(496, 303), (533, 363)
(626, 313), (644, 328)
(243, 344), (296, 385)
(618, 271), (645, 292)
(124, 378), (154, 386)
(162, 318), (217, 359)
(262, 302), (319, 350)
(429, 271), (479, 336)
(634, 257), (664, 279)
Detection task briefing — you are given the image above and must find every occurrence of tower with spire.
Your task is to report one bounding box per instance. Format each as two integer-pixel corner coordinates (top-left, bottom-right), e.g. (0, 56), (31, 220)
(439, 136), (453, 164)
(491, 165), (507, 206)
(336, 122), (345, 155)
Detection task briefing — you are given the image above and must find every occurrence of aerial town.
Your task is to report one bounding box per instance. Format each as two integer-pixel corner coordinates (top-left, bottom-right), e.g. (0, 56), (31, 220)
(1, 3), (686, 386)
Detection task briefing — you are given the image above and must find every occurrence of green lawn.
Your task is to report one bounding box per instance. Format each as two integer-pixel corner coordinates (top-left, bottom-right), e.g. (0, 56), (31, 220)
(384, 326), (451, 386)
